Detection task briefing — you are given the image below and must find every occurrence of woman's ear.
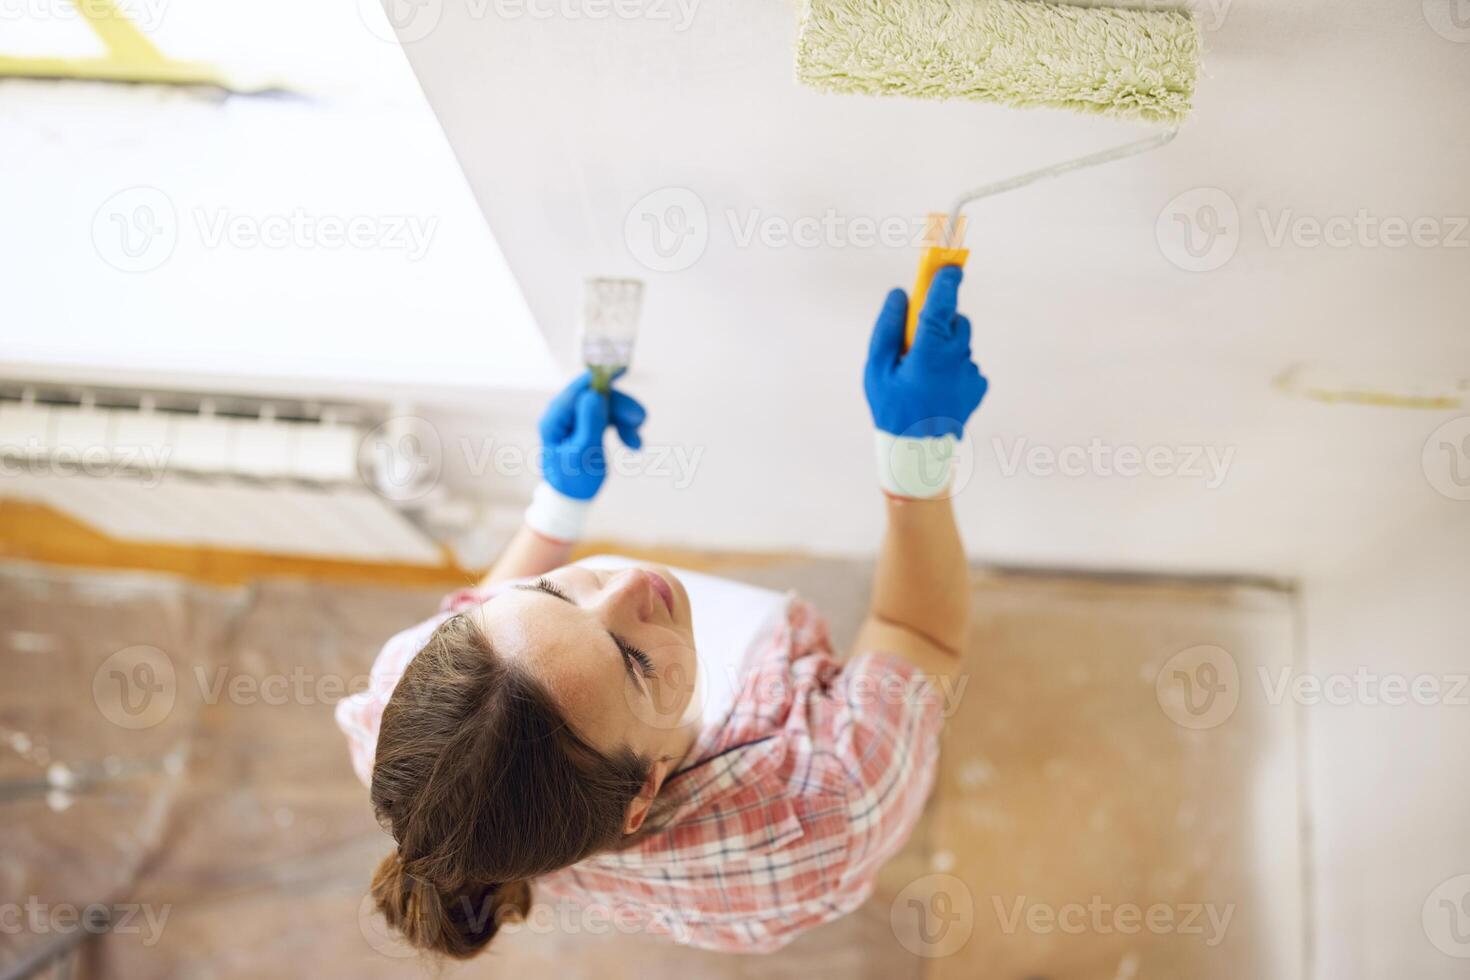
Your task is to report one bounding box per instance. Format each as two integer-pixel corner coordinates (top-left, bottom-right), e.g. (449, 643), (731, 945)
(622, 759), (671, 835)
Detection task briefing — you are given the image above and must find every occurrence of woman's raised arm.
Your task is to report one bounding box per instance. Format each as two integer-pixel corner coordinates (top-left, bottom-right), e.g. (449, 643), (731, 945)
(853, 266), (987, 678)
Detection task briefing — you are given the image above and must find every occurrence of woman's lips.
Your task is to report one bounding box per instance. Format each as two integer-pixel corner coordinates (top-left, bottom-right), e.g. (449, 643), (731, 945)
(645, 570), (675, 617)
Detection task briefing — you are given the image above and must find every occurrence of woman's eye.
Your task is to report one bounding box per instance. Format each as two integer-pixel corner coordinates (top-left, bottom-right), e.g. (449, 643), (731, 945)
(536, 577), (572, 603)
(619, 642), (656, 679)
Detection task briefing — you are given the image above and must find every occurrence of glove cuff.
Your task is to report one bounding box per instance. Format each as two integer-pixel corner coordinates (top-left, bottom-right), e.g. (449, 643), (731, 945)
(874, 431), (958, 499)
(524, 481), (593, 544)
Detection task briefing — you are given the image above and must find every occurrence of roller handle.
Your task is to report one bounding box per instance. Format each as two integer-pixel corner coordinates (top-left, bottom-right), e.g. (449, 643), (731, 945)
(905, 245), (971, 350)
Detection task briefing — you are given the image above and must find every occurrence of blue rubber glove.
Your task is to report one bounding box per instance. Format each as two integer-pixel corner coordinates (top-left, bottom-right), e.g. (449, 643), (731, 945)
(538, 369), (646, 501)
(864, 265), (987, 439)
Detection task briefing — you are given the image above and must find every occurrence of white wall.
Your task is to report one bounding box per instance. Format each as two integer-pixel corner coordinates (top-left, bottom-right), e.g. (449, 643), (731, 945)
(1302, 498), (1470, 977)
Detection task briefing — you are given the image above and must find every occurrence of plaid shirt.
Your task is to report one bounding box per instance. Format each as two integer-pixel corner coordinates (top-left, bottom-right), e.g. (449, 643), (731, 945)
(337, 585), (945, 953)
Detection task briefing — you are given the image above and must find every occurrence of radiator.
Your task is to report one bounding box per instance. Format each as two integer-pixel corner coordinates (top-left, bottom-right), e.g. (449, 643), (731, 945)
(0, 382), (448, 564)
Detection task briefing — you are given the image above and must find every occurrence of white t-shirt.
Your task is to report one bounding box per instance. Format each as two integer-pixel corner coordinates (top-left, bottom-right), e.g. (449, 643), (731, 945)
(574, 555), (792, 728)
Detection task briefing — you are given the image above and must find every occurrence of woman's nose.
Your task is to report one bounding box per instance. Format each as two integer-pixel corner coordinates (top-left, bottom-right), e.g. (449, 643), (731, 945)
(597, 569), (653, 622)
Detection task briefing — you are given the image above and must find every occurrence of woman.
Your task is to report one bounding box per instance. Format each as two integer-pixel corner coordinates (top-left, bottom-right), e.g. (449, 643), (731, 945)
(337, 266), (987, 956)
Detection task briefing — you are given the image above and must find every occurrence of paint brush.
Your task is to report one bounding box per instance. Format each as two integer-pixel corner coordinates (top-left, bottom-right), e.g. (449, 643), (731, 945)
(579, 277), (644, 392)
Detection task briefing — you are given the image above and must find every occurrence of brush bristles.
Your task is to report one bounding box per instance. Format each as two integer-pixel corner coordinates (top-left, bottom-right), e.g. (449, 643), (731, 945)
(795, 0), (1201, 124)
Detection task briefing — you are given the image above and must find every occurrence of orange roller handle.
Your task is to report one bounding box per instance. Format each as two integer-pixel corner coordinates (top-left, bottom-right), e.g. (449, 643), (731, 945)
(905, 245), (970, 350)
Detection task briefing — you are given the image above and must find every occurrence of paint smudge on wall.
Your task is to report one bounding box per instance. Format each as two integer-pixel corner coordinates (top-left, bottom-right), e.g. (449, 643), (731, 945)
(1274, 363), (1466, 410)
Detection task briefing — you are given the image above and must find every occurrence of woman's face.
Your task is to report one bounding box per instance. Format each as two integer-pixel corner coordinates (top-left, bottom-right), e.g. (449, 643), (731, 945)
(468, 562), (699, 764)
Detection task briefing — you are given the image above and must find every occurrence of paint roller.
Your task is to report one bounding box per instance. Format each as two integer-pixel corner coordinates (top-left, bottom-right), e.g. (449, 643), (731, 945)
(794, 0), (1202, 347)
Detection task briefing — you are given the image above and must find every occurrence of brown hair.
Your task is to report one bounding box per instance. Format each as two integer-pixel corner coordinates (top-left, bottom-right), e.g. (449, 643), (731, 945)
(369, 613), (660, 958)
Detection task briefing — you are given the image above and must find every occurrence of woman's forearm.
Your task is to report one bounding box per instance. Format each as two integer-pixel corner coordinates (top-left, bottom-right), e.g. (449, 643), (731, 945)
(479, 524), (573, 589)
(869, 494), (970, 656)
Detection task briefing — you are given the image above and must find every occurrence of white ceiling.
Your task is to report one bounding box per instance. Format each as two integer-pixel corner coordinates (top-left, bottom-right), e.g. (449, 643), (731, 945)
(0, 0), (558, 400)
(396, 0), (1467, 578)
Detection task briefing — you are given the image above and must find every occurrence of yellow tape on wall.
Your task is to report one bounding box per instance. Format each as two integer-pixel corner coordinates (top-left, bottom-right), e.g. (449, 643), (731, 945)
(0, 0), (242, 90)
